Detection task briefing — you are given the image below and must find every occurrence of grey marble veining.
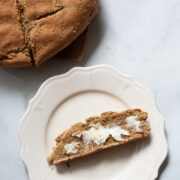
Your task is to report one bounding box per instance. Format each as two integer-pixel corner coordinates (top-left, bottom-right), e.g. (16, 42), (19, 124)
(0, 0), (180, 179)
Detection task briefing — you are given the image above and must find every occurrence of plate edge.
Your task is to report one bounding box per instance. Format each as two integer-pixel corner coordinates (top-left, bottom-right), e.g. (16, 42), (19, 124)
(18, 64), (168, 180)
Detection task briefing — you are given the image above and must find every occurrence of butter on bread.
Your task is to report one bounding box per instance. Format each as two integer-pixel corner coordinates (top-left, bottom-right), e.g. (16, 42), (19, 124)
(47, 109), (150, 165)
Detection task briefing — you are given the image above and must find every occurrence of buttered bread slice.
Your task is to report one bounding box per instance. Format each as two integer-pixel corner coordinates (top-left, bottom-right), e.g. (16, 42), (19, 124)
(47, 109), (150, 165)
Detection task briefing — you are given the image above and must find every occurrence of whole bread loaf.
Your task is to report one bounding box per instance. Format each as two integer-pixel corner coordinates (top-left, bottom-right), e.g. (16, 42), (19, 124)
(0, 0), (99, 67)
(47, 109), (150, 165)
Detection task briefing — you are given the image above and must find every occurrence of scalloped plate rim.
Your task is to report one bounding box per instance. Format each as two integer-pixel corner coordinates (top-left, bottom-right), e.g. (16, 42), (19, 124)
(18, 65), (168, 180)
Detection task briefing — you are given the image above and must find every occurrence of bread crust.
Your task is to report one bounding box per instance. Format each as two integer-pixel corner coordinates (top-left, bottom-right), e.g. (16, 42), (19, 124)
(0, 0), (99, 67)
(47, 109), (151, 165)
(0, 0), (31, 68)
(0, 52), (31, 68)
(29, 0), (99, 66)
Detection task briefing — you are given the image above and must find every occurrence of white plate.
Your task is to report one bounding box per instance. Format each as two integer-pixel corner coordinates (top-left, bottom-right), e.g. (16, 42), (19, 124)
(19, 65), (167, 180)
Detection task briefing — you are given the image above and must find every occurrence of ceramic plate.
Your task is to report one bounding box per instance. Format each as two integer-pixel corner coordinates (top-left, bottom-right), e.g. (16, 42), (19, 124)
(19, 65), (167, 180)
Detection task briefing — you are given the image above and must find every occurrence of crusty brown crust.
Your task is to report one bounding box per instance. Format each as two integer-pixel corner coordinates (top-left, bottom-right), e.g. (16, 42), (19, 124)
(0, 52), (31, 68)
(29, 0), (99, 66)
(0, 0), (99, 68)
(23, 0), (56, 21)
(0, 0), (31, 68)
(47, 109), (151, 165)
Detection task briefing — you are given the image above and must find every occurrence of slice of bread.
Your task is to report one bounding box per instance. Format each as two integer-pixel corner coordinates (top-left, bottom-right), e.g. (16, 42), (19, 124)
(47, 109), (150, 165)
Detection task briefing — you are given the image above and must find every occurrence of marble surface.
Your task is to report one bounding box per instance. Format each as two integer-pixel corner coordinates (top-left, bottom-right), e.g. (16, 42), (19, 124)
(0, 0), (180, 179)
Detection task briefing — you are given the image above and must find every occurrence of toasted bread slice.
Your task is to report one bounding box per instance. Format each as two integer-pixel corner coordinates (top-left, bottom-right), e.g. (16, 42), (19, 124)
(47, 109), (150, 165)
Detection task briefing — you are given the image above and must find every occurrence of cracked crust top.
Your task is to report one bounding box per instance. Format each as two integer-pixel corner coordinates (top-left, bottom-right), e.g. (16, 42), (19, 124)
(0, 0), (31, 67)
(0, 0), (99, 68)
(23, 0), (57, 21)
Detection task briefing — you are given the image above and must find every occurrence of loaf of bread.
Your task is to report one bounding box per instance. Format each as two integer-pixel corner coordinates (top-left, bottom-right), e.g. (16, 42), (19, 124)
(0, 0), (99, 67)
(47, 109), (150, 165)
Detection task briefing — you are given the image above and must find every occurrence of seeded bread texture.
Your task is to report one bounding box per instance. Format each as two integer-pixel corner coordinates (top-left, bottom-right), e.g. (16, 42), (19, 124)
(47, 109), (150, 165)
(0, 0), (99, 68)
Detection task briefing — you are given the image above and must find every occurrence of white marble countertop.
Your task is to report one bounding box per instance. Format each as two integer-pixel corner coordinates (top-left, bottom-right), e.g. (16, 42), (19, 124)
(0, 0), (180, 179)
